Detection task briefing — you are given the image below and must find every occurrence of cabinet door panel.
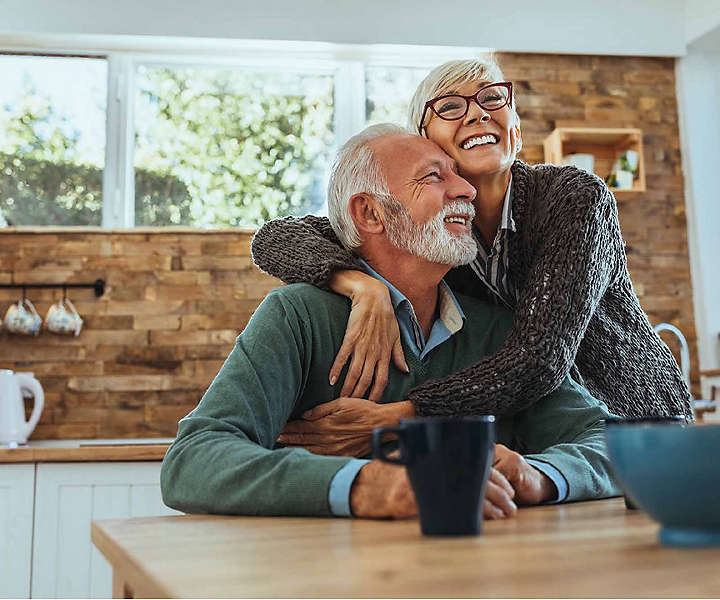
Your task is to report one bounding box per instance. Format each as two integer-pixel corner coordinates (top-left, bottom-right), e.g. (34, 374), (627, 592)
(88, 485), (132, 599)
(56, 484), (94, 598)
(0, 464), (35, 599)
(32, 462), (179, 599)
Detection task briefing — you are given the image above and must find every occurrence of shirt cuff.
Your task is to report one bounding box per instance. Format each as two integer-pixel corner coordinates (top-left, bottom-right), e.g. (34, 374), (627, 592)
(525, 458), (569, 503)
(328, 459), (371, 517)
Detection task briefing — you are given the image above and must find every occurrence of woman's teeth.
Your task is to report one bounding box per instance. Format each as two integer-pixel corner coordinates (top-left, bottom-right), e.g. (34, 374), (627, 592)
(462, 134), (498, 150)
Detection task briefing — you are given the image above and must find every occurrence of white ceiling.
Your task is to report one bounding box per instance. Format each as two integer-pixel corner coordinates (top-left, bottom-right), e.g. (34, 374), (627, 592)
(0, 0), (705, 57)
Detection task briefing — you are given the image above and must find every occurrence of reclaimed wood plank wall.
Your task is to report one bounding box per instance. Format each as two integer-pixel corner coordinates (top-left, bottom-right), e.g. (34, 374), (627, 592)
(0, 52), (697, 439)
(0, 230), (280, 439)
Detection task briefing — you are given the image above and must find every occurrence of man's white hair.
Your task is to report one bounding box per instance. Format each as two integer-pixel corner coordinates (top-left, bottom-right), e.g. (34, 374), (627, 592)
(407, 56), (511, 135)
(327, 123), (408, 250)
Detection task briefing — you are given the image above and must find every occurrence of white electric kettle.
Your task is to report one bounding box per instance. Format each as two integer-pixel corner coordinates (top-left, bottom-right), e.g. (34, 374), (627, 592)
(0, 370), (44, 446)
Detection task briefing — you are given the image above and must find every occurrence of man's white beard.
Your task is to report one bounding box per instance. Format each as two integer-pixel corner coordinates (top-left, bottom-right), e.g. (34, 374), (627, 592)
(383, 200), (478, 267)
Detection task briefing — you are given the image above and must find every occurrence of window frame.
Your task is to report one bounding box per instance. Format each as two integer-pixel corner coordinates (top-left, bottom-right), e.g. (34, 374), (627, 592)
(0, 34), (488, 229)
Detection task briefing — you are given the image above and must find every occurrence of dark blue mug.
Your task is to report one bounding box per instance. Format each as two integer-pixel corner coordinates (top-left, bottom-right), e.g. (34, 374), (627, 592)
(372, 416), (495, 536)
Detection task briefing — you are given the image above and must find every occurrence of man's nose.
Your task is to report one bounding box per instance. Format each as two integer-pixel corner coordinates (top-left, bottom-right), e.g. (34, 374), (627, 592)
(448, 172), (476, 202)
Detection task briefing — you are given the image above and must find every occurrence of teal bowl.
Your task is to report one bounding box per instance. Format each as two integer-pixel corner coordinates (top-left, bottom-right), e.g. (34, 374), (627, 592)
(605, 423), (720, 547)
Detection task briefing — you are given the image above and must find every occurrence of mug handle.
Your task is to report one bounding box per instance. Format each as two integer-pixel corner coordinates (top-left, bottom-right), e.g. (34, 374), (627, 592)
(372, 426), (409, 465)
(22, 298), (40, 318)
(63, 297), (83, 336)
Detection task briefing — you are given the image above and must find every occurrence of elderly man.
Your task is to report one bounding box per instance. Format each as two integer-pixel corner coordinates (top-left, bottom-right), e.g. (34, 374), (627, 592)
(161, 124), (618, 519)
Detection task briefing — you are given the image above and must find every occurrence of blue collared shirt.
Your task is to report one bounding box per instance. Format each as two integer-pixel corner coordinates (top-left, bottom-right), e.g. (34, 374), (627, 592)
(327, 260), (567, 516)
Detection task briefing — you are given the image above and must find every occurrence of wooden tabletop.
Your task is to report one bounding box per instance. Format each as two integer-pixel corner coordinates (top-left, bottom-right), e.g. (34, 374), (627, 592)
(0, 443), (170, 463)
(91, 497), (720, 598)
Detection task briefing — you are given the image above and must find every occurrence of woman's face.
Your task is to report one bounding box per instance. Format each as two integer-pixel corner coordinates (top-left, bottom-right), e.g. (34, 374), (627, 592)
(424, 80), (522, 181)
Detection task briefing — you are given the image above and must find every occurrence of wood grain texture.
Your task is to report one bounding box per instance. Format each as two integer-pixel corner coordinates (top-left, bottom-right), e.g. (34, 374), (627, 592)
(0, 53), (698, 440)
(91, 497), (720, 598)
(0, 229), (280, 439)
(0, 444), (170, 463)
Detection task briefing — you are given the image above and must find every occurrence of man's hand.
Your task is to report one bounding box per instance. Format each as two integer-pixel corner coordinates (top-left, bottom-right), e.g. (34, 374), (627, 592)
(350, 460), (417, 518)
(493, 443), (556, 505)
(483, 467), (518, 519)
(277, 398), (415, 457)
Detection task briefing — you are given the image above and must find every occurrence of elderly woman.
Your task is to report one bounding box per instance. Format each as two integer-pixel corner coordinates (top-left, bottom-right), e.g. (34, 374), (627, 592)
(251, 57), (691, 453)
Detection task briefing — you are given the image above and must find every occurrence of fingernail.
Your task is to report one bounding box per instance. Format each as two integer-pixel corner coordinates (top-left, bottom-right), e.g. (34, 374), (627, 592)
(510, 501), (517, 511)
(329, 376), (337, 386)
(403, 364), (410, 373)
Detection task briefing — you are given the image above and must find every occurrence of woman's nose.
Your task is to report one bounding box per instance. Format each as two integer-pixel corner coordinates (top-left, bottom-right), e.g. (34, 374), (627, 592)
(464, 103), (491, 125)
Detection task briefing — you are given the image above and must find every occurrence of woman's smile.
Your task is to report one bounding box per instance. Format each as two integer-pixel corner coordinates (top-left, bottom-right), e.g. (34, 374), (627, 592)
(425, 80), (521, 181)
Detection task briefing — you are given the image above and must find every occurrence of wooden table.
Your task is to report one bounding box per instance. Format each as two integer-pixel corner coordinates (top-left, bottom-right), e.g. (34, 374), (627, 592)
(91, 498), (720, 598)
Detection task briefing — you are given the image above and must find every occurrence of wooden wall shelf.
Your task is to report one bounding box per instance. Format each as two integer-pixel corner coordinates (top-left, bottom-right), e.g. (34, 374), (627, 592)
(543, 127), (646, 193)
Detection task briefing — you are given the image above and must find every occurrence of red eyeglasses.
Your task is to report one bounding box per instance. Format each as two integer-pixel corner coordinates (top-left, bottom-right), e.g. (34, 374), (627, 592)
(418, 82), (513, 134)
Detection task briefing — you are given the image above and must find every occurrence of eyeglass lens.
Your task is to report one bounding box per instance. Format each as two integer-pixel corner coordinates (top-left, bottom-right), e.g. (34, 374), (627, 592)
(433, 85), (510, 120)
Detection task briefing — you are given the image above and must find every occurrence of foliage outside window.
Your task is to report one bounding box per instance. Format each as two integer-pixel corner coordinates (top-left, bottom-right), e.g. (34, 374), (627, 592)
(365, 66), (430, 129)
(134, 66), (334, 228)
(0, 54), (107, 226)
(0, 48), (444, 229)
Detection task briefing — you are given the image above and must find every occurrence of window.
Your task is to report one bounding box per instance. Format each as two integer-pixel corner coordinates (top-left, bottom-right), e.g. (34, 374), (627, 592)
(0, 41), (485, 228)
(0, 54), (107, 226)
(365, 66), (431, 129)
(134, 65), (334, 227)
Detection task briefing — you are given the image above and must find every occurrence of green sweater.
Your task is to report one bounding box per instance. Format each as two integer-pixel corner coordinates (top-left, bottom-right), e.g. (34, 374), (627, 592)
(161, 283), (619, 516)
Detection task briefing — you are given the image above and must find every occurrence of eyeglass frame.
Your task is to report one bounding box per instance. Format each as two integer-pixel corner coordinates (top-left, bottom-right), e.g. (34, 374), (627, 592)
(417, 81), (514, 134)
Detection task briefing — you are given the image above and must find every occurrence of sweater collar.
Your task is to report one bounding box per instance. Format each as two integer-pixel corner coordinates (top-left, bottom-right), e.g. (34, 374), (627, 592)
(509, 160), (534, 228)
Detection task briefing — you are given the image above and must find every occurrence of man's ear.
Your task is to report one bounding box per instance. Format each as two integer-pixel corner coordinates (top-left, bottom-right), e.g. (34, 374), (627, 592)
(348, 193), (384, 236)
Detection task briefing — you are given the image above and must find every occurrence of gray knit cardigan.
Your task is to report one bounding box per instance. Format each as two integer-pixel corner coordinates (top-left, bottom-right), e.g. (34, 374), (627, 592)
(251, 160), (693, 421)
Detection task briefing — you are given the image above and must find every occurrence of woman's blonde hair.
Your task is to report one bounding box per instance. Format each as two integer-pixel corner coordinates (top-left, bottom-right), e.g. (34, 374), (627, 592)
(407, 56), (509, 135)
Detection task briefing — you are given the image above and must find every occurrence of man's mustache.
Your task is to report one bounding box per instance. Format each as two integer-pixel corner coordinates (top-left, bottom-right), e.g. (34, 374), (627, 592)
(434, 201), (476, 225)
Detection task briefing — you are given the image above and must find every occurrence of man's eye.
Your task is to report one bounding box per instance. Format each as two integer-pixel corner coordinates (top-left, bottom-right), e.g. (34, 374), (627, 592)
(424, 171), (441, 180)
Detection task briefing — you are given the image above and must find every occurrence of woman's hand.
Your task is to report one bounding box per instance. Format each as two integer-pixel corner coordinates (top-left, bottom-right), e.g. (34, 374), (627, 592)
(277, 398), (415, 457)
(329, 270), (409, 402)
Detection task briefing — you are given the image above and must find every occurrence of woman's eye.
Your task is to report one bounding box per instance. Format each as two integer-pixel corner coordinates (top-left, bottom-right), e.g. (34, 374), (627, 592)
(480, 93), (505, 106)
(437, 101), (462, 114)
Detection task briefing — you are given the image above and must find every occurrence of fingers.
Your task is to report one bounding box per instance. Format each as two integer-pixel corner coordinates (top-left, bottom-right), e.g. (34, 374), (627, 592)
(490, 466), (515, 499)
(483, 498), (506, 520)
(391, 337), (409, 374)
(302, 400), (342, 421)
(280, 420), (324, 434)
(350, 354), (376, 400)
(483, 468), (517, 519)
(340, 347), (366, 397)
(368, 356), (390, 403)
(329, 338), (354, 388)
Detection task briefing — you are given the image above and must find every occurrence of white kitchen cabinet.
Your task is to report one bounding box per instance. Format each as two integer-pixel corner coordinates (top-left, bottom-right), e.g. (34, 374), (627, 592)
(31, 462), (179, 599)
(0, 464), (35, 599)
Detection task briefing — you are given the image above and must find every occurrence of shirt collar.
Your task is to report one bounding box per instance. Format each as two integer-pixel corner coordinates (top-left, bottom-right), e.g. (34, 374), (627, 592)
(500, 175), (516, 233)
(358, 259), (465, 335)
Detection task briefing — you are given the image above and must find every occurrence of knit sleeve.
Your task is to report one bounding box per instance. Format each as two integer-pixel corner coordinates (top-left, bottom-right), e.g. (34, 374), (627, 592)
(408, 176), (623, 417)
(251, 215), (363, 289)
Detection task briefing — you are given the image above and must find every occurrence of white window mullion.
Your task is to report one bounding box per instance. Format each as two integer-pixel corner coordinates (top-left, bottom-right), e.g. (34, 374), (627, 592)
(333, 60), (366, 147)
(103, 54), (135, 228)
